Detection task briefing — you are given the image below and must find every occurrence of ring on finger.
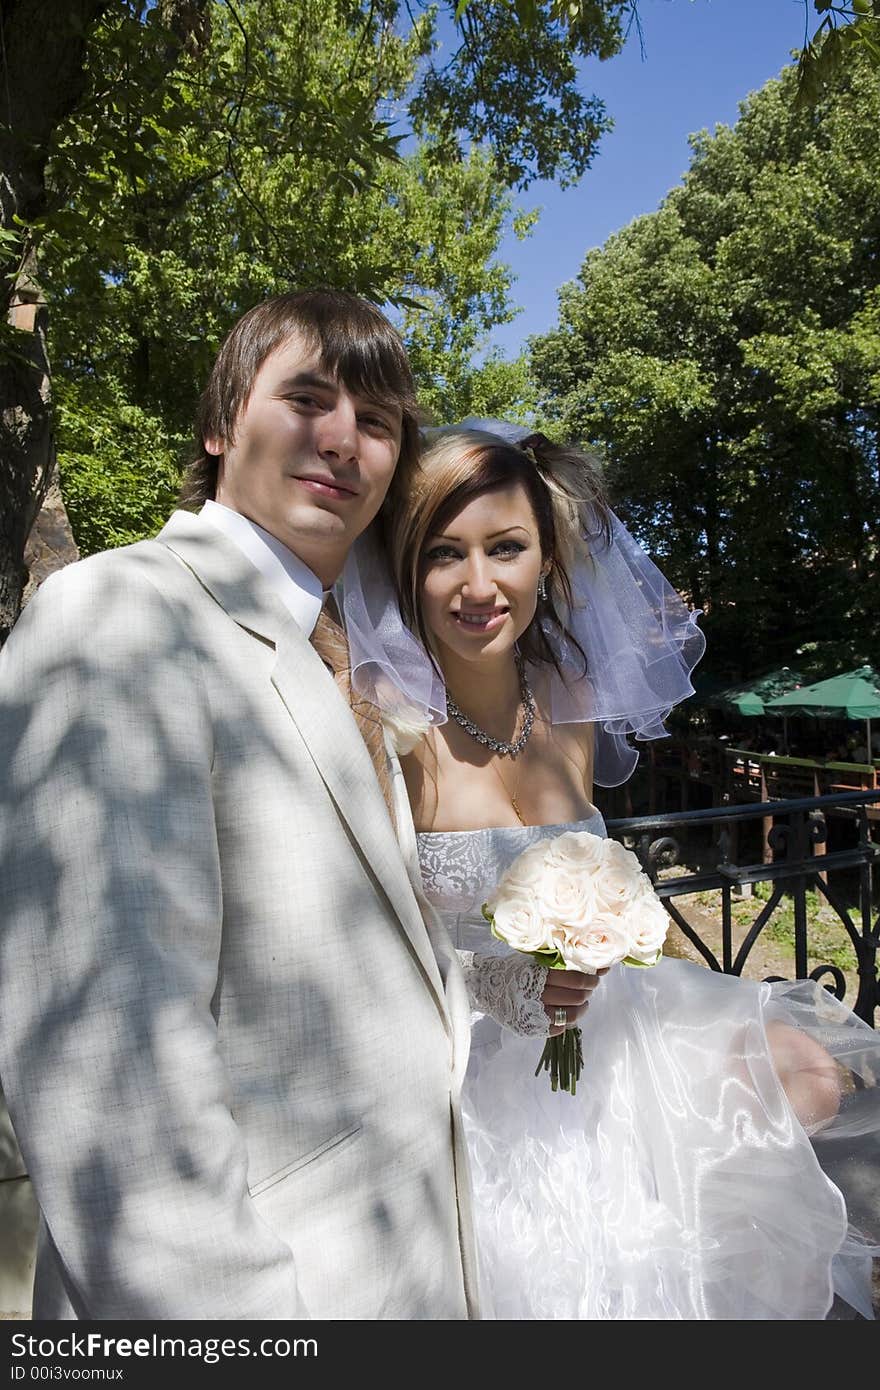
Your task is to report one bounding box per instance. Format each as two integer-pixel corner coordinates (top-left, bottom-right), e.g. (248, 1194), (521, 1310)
(553, 1006), (568, 1028)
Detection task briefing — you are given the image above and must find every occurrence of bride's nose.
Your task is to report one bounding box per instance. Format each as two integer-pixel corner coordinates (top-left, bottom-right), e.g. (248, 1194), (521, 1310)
(460, 551), (496, 602)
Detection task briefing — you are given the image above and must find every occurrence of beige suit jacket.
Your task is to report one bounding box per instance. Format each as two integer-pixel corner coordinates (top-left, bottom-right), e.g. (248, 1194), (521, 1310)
(0, 511), (479, 1320)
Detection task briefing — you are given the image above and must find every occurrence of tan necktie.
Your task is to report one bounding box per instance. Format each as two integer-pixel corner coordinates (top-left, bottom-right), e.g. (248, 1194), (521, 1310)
(309, 598), (396, 828)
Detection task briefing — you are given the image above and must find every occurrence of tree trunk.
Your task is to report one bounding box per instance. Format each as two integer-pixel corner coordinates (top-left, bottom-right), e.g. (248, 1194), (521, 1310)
(0, 282), (54, 643)
(21, 459), (80, 608)
(0, 2), (110, 644)
(0, 1), (212, 645)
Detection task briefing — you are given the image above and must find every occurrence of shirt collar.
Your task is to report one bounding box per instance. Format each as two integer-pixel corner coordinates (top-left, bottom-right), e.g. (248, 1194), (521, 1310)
(199, 500), (326, 637)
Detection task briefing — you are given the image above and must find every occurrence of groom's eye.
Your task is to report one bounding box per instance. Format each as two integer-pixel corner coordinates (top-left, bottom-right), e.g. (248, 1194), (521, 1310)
(359, 412), (394, 434)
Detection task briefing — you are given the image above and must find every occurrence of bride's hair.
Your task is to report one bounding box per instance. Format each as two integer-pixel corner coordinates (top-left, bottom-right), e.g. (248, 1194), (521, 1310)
(387, 428), (612, 677)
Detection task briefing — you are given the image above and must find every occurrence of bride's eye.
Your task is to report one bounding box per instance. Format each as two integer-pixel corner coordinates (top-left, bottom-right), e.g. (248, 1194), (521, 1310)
(492, 540), (526, 558)
(424, 545), (461, 563)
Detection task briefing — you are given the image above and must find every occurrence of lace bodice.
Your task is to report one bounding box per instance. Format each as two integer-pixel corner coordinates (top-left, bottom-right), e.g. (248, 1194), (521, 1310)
(418, 812), (607, 952)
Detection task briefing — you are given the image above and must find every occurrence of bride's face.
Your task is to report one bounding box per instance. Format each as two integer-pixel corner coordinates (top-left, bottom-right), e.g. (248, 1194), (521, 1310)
(419, 481), (547, 667)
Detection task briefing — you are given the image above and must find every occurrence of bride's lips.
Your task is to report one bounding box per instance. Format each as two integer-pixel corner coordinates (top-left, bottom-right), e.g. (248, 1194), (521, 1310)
(293, 474), (359, 501)
(452, 608), (508, 633)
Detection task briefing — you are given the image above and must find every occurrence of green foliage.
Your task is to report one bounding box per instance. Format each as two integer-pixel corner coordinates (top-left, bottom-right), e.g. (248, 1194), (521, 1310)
(414, 0), (631, 189)
(530, 52), (880, 681)
(57, 379), (184, 554)
(453, 1), (880, 109)
(26, 0), (652, 555)
(797, 2), (880, 105)
(41, 0), (568, 553)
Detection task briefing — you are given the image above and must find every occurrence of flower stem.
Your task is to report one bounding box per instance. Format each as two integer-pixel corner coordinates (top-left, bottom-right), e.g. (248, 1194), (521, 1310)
(534, 1026), (584, 1096)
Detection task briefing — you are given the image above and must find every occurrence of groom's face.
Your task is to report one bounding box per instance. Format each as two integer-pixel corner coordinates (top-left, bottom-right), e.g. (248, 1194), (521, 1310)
(211, 332), (402, 587)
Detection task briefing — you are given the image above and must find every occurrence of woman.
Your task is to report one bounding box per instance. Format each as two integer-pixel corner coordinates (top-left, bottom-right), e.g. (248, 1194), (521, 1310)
(342, 419), (880, 1320)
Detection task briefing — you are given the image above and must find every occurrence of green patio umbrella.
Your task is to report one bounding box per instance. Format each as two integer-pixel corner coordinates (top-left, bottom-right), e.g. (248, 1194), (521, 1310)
(705, 668), (805, 719)
(765, 665), (880, 760)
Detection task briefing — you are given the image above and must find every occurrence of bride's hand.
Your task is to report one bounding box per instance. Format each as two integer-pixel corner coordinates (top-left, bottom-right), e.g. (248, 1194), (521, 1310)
(543, 968), (607, 1035)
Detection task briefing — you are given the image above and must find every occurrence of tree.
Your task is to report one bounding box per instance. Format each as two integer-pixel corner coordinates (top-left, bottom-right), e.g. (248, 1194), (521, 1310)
(452, 1), (880, 103)
(46, 3), (550, 555)
(796, 2), (880, 104)
(413, 0), (634, 189)
(0, 0), (637, 639)
(0, 2), (108, 640)
(530, 52), (880, 679)
(0, 0), (218, 640)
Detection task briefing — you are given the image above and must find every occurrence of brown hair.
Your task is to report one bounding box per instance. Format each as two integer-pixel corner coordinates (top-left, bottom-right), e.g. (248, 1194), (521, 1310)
(180, 288), (420, 506)
(389, 428), (612, 677)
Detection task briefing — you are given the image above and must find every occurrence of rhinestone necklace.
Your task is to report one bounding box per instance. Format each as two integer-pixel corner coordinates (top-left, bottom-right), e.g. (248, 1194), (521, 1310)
(445, 655), (536, 759)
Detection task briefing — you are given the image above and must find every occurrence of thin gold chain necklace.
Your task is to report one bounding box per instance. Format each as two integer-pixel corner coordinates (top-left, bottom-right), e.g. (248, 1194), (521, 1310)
(488, 749), (526, 825)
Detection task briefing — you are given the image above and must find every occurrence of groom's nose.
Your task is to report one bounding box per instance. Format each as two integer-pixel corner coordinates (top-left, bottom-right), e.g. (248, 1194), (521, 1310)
(316, 399), (358, 464)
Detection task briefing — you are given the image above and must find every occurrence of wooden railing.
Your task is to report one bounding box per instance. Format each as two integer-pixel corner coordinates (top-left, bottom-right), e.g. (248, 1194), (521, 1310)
(639, 739), (880, 818)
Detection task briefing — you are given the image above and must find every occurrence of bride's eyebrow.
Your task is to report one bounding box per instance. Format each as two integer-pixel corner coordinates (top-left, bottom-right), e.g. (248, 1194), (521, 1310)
(429, 526), (529, 542)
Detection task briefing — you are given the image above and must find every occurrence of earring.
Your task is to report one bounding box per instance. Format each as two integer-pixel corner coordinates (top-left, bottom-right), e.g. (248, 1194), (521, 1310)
(538, 574), (548, 601)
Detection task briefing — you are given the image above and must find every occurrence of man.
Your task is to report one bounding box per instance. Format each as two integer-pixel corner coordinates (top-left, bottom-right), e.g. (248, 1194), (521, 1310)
(0, 289), (479, 1319)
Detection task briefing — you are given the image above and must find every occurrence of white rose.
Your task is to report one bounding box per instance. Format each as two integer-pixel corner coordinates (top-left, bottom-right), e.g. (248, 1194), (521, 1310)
(591, 860), (644, 915)
(490, 891), (553, 954)
(589, 840), (649, 910)
(537, 866), (598, 932)
(551, 912), (632, 972)
(602, 838), (645, 874)
(624, 893), (669, 963)
(496, 840), (553, 898)
(545, 830), (606, 874)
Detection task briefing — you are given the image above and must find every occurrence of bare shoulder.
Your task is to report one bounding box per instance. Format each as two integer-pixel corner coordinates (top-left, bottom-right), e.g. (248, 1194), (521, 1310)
(524, 665), (596, 807)
(530, 668), (594, 773)
(547, 718), (593, 765)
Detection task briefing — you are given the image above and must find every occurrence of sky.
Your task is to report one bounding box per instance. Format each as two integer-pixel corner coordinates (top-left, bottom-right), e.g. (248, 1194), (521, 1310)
(471, 0), (810, 356)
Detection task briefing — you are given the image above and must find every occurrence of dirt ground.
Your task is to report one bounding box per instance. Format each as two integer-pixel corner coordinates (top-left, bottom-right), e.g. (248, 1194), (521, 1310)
(660, 888), (862, 1008)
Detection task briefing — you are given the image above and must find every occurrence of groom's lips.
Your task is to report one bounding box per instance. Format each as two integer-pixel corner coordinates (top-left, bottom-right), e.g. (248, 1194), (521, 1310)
(294, 473), (359, 500)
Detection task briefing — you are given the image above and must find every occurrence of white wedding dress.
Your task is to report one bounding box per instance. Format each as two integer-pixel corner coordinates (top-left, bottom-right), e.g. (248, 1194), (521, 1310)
(418, 812), (880, 1320)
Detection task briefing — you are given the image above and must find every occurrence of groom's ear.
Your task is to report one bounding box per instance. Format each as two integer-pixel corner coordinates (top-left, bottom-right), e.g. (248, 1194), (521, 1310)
(204, 436), (224, 457)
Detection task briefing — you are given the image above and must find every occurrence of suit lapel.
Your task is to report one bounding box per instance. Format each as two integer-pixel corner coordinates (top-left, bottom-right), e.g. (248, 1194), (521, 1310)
(156, 511), (451, 1027)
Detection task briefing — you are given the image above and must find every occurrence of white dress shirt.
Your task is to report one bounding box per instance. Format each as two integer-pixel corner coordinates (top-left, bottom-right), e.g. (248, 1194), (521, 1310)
(199, 499), (325, 637)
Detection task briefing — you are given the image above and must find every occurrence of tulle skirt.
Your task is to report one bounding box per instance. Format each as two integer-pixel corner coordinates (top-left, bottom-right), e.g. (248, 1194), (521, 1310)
(462, 958), (880, 1320)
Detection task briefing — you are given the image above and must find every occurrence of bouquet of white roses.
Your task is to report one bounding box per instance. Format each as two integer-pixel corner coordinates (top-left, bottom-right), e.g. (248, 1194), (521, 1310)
(482, 830), (668, 1094)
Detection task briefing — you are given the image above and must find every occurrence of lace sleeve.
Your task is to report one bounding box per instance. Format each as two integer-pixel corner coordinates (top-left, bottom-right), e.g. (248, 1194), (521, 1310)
(457, 950), (549, 1037)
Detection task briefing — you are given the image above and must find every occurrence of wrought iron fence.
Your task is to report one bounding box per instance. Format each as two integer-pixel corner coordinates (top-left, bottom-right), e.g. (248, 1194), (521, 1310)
(606, 789), (880, 1026)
